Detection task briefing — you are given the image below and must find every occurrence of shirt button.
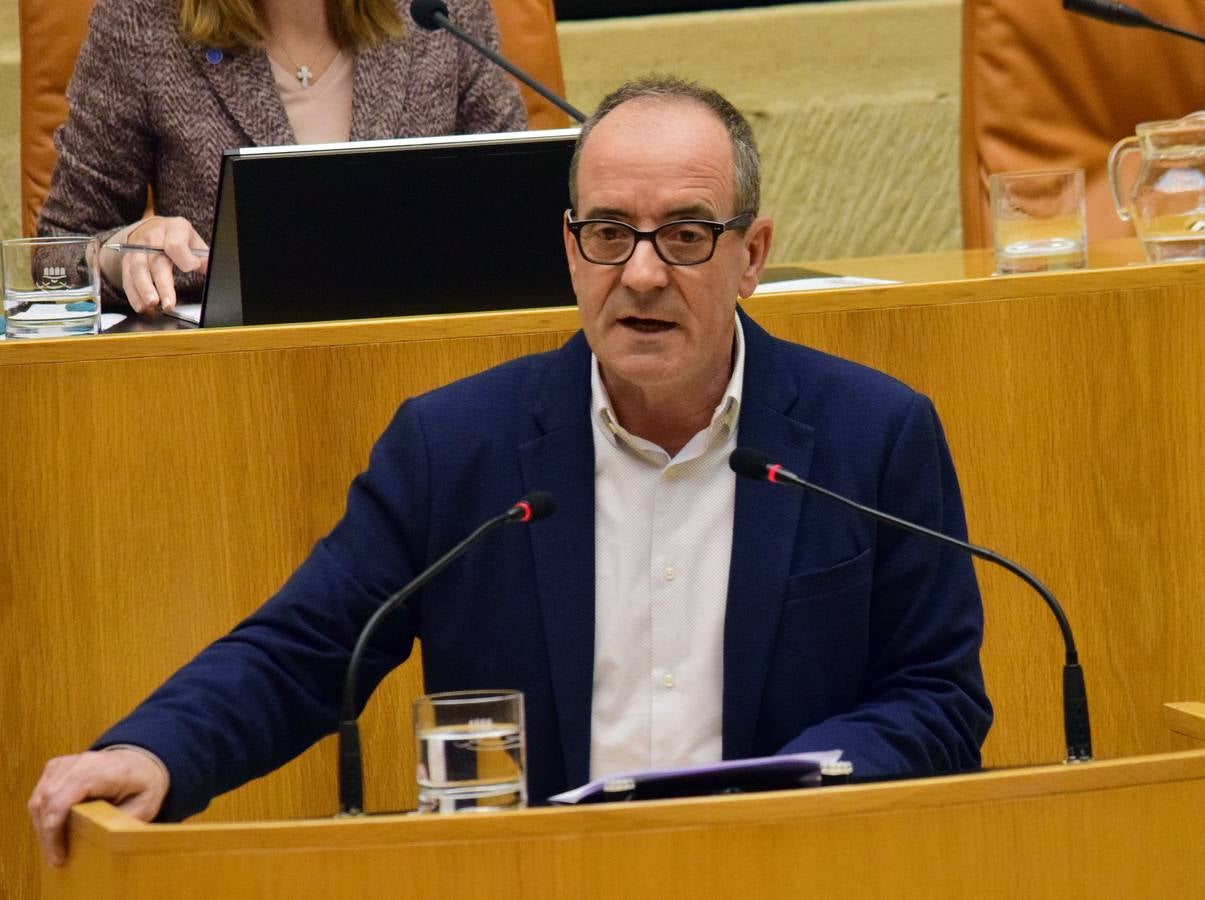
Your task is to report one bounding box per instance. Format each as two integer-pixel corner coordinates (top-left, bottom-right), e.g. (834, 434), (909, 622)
(663, 673), (675, 688)
(664, 566), (676, 581)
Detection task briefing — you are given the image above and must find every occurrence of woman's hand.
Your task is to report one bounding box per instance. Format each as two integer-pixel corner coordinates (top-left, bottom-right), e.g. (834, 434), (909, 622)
(116, 216), (210, 314)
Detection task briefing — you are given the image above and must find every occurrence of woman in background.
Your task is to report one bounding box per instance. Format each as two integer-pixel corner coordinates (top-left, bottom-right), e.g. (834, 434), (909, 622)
(38, 0), (526, 313)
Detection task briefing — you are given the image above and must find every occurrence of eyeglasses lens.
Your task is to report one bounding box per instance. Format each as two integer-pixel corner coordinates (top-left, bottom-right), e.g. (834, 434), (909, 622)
(577, 221), (716, 265)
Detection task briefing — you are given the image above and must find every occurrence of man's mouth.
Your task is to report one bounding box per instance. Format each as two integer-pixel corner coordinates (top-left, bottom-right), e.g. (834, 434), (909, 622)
(618, 316), (676, 333)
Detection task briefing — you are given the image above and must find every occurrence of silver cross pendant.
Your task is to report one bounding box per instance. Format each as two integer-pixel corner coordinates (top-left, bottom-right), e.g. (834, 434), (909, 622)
(296, 65), (312, 89)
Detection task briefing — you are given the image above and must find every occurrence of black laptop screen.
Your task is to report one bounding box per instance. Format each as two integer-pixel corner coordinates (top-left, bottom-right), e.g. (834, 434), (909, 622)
(203, 131), (578, 327)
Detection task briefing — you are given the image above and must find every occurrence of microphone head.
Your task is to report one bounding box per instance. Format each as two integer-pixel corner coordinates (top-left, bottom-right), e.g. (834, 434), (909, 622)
(411, 0), (449, 30)
(1063, 0), (1149, 26)
(510, 491), (557, 523)
(729, 447), (773, 482)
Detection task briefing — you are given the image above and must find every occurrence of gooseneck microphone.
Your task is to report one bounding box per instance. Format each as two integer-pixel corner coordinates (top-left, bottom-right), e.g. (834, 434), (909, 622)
(337, 490), (557, 815)
(729, 447), (1093, 764)
(411, 0), (588, 123)
(1063, 0), (1205, 45)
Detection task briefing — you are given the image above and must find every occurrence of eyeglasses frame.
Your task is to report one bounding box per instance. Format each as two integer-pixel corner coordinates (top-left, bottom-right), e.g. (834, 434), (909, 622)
(565, 211), (756, 266)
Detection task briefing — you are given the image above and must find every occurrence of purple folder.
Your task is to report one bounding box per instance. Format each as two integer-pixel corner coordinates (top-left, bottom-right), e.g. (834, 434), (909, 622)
(549, 750), (844, 805)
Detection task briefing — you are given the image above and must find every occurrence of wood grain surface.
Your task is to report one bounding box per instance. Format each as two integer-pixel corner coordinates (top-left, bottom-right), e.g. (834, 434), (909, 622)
(45, 750), (1205, 899)
(5, 251), (1204, 898)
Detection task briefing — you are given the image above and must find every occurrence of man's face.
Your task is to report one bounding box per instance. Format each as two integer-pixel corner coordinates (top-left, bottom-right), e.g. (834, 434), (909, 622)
(564, 99), (772, 398)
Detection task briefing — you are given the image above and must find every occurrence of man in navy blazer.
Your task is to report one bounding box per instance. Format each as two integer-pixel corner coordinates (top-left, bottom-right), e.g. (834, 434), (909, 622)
(30, 77), (991, 862)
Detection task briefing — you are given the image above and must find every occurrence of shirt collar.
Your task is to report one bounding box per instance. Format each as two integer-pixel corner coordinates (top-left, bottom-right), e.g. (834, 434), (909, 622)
(591, 313), (745, 460)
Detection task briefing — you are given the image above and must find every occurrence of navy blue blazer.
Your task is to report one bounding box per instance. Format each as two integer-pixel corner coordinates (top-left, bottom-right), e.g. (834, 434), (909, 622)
(99, 310), (991, 820)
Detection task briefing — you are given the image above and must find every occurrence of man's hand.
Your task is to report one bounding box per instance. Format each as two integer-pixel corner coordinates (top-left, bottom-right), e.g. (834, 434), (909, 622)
(28, 748), (169, 867)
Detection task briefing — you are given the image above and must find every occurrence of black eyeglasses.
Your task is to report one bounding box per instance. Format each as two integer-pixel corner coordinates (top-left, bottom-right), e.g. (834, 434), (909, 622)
(566, 211), (755, 266)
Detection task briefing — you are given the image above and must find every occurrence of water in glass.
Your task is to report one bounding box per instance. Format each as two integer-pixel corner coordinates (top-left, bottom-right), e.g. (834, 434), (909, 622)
(416, 718), (525, 813)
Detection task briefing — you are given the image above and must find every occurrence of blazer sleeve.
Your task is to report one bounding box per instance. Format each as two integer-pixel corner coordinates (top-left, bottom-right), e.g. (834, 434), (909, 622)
(92, 401), (434, 821)
(38, 0), (155, 245)
(776, 393), (993, 775)
(451, 0), (528, 134)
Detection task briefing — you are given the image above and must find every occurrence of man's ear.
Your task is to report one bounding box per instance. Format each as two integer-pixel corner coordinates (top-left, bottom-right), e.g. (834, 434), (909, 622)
(736, 216), (774, 299)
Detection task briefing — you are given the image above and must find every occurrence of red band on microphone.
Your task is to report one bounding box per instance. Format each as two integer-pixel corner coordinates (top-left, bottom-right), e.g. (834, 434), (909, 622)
(767, 463), (783, 484)
(514, 500), (533, 523)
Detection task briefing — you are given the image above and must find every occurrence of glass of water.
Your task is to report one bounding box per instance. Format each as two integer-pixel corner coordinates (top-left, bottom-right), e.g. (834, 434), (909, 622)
(989, 169), (1087, 275)
(2, 236), (101, 339)
(413, 689), (526, 814)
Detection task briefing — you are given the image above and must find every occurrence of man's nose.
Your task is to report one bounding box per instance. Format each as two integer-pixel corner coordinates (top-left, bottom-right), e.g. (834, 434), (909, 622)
(619, 238), (670, 294)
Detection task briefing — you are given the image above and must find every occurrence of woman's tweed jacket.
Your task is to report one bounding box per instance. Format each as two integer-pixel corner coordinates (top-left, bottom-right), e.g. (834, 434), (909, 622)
(39, 0), (527, 302)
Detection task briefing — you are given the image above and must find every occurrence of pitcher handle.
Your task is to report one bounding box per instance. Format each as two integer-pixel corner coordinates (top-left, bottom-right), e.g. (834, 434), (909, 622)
(1107, 135), (1140, 222)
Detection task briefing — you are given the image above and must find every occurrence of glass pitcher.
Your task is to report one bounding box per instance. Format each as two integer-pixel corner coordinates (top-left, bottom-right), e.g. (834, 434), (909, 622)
(1108, 111), (1205, 262)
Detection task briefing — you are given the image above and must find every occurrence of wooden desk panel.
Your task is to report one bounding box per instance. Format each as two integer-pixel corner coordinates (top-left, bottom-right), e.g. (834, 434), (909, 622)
(45, 750), (1205, 899)
(750, 266), (1205, 771)
(5, 255), (1205, 898)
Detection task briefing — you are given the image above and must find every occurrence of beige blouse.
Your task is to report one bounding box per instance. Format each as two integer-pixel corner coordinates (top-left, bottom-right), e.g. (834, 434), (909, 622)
(269, 49), (354, 145)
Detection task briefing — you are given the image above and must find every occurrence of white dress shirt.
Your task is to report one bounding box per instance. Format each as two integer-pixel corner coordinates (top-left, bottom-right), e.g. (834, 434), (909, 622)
(589, 315), (745, 779)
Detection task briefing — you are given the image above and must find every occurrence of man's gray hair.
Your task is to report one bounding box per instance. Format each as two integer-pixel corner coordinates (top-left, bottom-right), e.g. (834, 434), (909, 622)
(568, 75), (761, 216)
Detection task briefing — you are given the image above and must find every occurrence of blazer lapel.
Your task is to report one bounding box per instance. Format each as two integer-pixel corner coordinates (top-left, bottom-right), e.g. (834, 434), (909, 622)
(349, 35), (412, 141)
(190, 44), (294, 147)
(723, 311), (815, 759)
(514, 319), (818, 774)
(518, 334), (596, 789)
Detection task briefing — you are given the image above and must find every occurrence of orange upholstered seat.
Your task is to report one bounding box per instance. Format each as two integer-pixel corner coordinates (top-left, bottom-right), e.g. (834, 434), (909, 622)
(959, 0), (1205, 247)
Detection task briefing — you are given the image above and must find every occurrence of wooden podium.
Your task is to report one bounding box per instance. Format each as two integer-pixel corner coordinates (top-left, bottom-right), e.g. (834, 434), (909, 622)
(44, 703), (1205, 898)
(9, 246), (1205, 898)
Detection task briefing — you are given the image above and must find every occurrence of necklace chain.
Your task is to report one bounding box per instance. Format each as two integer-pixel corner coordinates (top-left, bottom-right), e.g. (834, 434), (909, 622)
(269, 35), (330, 89)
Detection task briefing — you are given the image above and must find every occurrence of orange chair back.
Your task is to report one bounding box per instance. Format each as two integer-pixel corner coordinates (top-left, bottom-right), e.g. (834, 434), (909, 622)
(959, 0), (1204, 247)
(17, 0), (91, 237)
(17, 0), (569, 236)
(491, 0), (569, 132)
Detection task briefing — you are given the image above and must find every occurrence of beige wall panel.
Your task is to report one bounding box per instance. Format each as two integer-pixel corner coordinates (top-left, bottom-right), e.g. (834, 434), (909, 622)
(557, 0), (964, 261)
(1, 0), (19, 239)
